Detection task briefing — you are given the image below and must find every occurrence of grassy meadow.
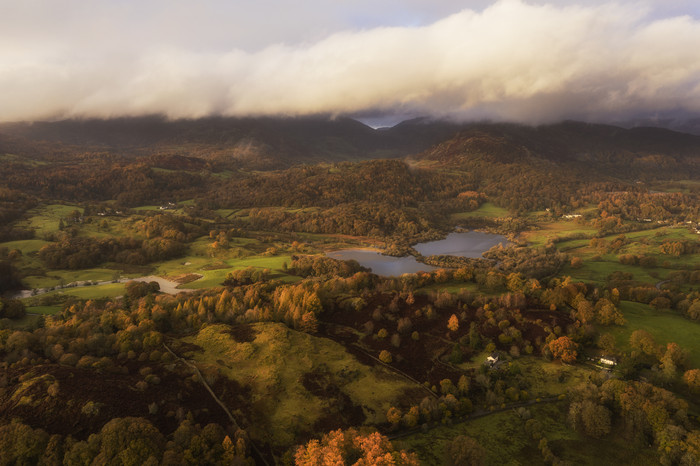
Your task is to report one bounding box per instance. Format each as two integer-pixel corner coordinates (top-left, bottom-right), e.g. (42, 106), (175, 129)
(182, 322), (419, 447)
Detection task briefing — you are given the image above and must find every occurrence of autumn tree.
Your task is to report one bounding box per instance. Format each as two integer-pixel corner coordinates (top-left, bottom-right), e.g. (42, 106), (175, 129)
(386, 407), (402, 429)
(295, 428), (418, 465)
(629, 329), (658, 357)
(447, 314), (459, 332)
(598, 333), (617, 355)
(548, 336), (578, 364)
(379, 350), (393, 364)
(683, 369), (700, 394)
(569, 400), (612, 438)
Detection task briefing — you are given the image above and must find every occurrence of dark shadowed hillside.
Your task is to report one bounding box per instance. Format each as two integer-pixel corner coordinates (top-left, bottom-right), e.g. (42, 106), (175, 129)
(0, 116), (462, 169)
(413, 121), (700, 180)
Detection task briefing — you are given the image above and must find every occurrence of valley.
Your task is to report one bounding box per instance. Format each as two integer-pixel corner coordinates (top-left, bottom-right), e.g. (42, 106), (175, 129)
(1, 116), (699, 464)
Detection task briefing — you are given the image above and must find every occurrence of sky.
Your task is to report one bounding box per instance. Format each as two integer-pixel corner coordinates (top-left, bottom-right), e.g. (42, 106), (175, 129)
(1, 0), (700, 124)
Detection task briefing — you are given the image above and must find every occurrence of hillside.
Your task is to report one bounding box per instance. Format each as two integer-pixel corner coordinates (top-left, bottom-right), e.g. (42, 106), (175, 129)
(413, 121), (700, 180)
(1, 116), (700, 465)
(0, 116), (461, 169)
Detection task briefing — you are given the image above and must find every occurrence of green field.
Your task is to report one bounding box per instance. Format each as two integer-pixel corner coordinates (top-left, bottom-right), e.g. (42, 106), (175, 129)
(19, 204), (84, 237)
(21, 268), (122, 290)
(0, 239), (50, 255)
(554, 225), (699, 286)
(397, 401), (657, 465)
(181, 254), (296, 289)
(26, 306), (63, 315)
(24, 283), (127, 301)
(451, 202), (511, 220)
(183, 323), (418, 447)
(562, 259), (666, 287)
(521, 220), (597, 247)
(608, 301), (700, 368)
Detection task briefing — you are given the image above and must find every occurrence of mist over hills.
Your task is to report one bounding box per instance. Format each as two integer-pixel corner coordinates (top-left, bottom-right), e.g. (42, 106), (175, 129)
(0, 116), (699, 178)
(0, 116), (460, 167)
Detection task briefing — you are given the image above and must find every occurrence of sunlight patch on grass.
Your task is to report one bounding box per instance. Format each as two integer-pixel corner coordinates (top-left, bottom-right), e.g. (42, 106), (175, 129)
(183, 322), (416, 446)
(608, 301), (700, 368)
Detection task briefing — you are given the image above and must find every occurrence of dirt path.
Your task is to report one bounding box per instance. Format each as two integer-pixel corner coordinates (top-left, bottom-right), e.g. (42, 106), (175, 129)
(655, 279), (671, 290)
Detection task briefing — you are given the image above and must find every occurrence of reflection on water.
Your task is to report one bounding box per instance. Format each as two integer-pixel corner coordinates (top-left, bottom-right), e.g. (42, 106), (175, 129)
(326, 249), (438, 277)
(414, 231), (507, 258)
(327, 231), (507, 276)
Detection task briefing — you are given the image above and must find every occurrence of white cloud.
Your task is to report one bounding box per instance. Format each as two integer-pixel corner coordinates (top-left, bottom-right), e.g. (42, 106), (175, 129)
(1, 0), (700, 122)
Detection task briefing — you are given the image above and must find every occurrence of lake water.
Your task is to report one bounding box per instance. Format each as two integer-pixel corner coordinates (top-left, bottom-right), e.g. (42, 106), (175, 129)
(327, 231), (507, 277)
(326, 249), (439, 276)
(414, 231), (507, 258)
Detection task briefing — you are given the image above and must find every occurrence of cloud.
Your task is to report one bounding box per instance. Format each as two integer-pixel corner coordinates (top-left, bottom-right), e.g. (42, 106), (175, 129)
(1, 0), (700, 123)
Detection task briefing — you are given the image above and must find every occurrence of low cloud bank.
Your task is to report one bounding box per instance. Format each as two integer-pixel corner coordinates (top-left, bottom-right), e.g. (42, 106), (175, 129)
(2, 0), (700, 123)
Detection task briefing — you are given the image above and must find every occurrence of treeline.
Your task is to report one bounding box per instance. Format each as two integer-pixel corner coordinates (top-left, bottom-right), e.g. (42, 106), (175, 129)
(287, 255), (369, 278)
(37, 213), (205, 270)
(38, 236), (186, 269)
(596, 191), (700, 222)
(567, 378), (700, 465)
(0, 417), (252, 465)
(0, 188), (36, 242)
(210, 160), (469, 209)
(0, 156), (208, 206)
(484, 244), (568, 280)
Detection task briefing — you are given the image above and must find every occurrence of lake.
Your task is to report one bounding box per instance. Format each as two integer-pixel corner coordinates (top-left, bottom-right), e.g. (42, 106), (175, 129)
(414, 231), (507, 258)
(326, 249), (439, 276)
(327, 231), (507, 277)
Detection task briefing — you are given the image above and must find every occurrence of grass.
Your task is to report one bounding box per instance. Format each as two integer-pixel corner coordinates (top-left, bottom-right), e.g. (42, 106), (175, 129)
(607, 301), (700, 368)
(512, 357), (594, 398)
(0, 239), (50, 255)
(521, 220), (597, 247)
(554, 225), (699, 286)
(561, 259), (666, 287)
(451, 202), (510, 220)
(181, 254), (296, 289)
(20, 204), (83, 237)
(397, 401), (658, 465)
(26, 306), (63, 315)
(183, 322), (418, 447)
(21, 268), (121, 290)
(23, 283), (126, 301)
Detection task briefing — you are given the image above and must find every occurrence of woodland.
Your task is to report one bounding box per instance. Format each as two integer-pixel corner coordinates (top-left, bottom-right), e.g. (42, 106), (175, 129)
(0, 116), (699, 465)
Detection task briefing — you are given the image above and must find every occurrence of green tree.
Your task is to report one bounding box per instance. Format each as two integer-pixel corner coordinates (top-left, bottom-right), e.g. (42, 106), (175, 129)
(444, 435), (486, 466)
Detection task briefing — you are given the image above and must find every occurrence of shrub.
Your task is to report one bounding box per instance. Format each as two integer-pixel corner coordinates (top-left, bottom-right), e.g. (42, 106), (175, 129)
(379, 350), (392, 364)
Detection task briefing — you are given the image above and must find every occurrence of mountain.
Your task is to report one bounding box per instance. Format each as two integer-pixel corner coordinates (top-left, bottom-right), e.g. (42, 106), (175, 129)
(413, 120), (700, 180)
(2, 116), (699, 177)
(0, 115), (462, 169)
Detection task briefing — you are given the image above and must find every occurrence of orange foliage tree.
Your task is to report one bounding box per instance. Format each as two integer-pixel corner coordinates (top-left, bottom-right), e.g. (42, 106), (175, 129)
(548, 336), (578, 364)
(295, 428), (419, 465)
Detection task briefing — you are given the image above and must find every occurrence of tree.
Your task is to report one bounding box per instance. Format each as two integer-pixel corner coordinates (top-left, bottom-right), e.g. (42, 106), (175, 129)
(569, 400), (611, 438)
(660, 342), (688, 379)
(447, 314), (459, 332)
(299, 312), (318, 334)
(386, 407), (402, 428)
(0, 420), (49, 465)
(444, 435), (486, 466)
(90, 417), (165, 465)
(630, 329), (658, 357)
(598, 333), (617, 355)
(548, 336), (578, 364)
(295, 428), (418, 465)
(575, 299), (595, 324)
(379, 350), (392, 364)
(683, 369), (700, 394)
